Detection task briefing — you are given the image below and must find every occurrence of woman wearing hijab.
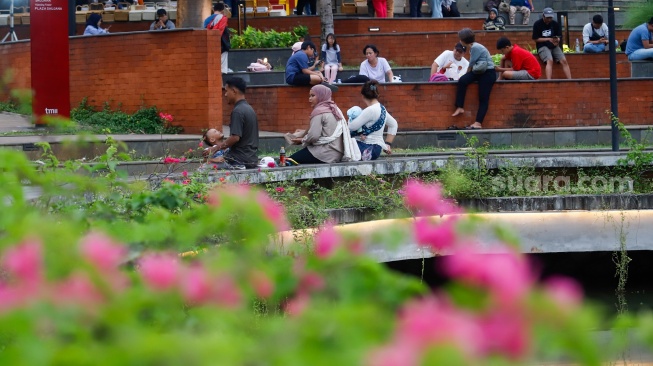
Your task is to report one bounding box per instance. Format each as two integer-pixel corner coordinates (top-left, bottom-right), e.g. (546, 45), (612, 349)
(348, 80), (398, 161)
(83, 13), (110, 36)
(288, 84), (359, 164)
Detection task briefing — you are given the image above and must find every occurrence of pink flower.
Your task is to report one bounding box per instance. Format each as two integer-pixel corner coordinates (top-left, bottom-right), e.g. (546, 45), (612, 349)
(79, 232), (126, 273)
(397, 297), (483, 355)
(163, 178), (175, 184)
(1, 239), (43, 285)
(285, 294), (309, 317)
(543, 276), (583, 309)
(256, 191), (289, 231)
(443, 245), (533, 305)
(275, 187), (285, 193)
(314, 224), (341, 259)
(180, 157), (187, 162)
(213, 165), (218, 170)
(50, 272), (103, 307)
(219, 177), (225, 183)
(367, 342), (419, 366)
(298, 272), (325, 294)
(139, 253), (181, 291)
(212, 275), (242, 308)
(268, 162), (276, 168)
(479, 310), (529, 359)
(414, 218), (457, 252)
(250, 270), (274, 299)
(402, 180), (460, 216)
(180, 265), (213, 304)
(182, 180), (190, 185)
(163, 156), (181, 164)
(199, 141), (204, 147)
(182, 171), (188, 178)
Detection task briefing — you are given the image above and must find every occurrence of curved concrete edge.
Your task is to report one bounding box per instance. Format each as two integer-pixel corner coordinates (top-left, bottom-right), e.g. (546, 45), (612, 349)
(274, 210), (653, 263)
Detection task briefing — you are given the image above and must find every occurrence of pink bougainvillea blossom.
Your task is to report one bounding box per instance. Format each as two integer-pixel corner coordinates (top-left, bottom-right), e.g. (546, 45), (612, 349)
(268, 162), (276, 168)
(367, 342), (419, 366)
(182, 170), (188, 178)
(79, 232), (126, 273)
(478, 310), (530, 359)
(314, 224), (342, 259)
(443, 245), (533, 305)
(50, 272), (103, 307)
(275, 187), (285, 193)
(414, 217), (457, 252)
(543, 276), (583, 309)
(198, 141), (204, 147)
(163, 156), (181, 164)
(249, 270), (274, 299)
(402, 180), (460, 216)
(1, 239), (43, 285)
(180, 265), (213, 305)
(285, 293), (310, 317)
(139, 253), (181, 291)
(212, 275), (242, 308)
(256, 191), (289, 231)
(182, 180), (191, 185)
(158, 112), (174, 123)
(298, 271), (325, 295)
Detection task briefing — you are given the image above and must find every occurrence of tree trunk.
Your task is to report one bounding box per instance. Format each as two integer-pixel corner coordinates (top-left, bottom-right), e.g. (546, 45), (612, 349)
(318, 0), (334, 45)
(177, 0), (212, 28)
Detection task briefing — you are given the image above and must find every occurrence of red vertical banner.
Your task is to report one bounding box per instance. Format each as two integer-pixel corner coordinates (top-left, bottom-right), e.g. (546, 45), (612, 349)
(31, 0), (71, 124)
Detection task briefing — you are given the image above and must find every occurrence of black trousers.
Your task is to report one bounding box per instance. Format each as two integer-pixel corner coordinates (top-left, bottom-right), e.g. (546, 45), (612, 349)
(455, 68), (496, 124)
(409, 0), (422, 17)
(295, 0), (317, 15)
(442, 2), (460, 17)
(289, 148), (324, 164)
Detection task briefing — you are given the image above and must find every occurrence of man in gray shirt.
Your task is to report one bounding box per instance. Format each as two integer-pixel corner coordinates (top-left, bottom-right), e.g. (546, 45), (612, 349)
(204, 77), (259, 169)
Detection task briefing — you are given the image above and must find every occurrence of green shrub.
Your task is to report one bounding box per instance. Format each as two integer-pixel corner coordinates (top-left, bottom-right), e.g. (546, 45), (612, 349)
(624, 1), (653, 28)
(230, 25), (307, 49)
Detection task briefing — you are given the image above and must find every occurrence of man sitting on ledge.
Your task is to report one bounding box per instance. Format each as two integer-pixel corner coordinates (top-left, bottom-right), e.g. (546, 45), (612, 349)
(495, 37), (541, 80)
(625, 17), (653, 61)
(285, 41), (338, 92)
(582, 15), (617, 53)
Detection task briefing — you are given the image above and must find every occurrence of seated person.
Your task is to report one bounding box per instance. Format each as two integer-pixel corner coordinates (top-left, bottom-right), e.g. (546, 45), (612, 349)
(625, 17), (653, 61)
(483, 8), (505, 30)
(285, 41), (337, 91)
(509, 0), (533, 26)
(83, 13), (110, 36)
(583, 14), (617, 53)
(150, 9), (176, 30)
(429, 42), (469, 81)
(202, 128), (229, 163)
(247, 58), (274, 72)
(495, 37), (541, 80)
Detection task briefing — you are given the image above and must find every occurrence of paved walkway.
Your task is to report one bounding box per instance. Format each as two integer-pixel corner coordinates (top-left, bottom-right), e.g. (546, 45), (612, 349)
(0, 112), (32, 133)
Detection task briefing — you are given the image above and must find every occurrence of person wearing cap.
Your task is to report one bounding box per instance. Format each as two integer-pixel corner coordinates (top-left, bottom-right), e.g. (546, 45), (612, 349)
(430, 42), (469, 81)
(286, 84), (348, 164)
(509, 0), (533, 26)
(285, 41), (337, 92)
(583, 14), (616, 53)
(532, 7), (572, 79)
(495, 37), (541, 80)
(483, 8), (505, 31)
(150, 9), (176, 31)
(625, 17), (653, 61)
(203, 77), (259, 169)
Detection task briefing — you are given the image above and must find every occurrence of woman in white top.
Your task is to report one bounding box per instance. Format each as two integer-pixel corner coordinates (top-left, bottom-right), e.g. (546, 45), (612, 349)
(83, 14), (110, 36)
(359, 44), (394, 83)
(348, 80), (398, 161)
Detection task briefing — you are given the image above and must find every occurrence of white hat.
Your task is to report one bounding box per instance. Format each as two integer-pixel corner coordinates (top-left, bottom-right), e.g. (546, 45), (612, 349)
(347, 106), (362, 121)
(258, 156), (277, 168)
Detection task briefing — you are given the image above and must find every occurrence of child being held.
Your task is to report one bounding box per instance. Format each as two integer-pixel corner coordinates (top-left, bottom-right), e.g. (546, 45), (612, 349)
(202, 128), (229, 163)
(483, 8), (505, 30)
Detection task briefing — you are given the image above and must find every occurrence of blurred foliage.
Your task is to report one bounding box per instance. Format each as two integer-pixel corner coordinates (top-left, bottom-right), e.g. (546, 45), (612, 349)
(230, 25), (308, 49)
(624, 1), (653, 29)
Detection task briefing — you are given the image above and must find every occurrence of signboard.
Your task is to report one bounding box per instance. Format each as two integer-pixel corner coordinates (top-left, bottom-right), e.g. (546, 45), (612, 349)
(30, 0), (70, 124)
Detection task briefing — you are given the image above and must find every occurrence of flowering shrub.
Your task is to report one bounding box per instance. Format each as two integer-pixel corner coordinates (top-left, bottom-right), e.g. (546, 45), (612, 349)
(0, 148), (652, 364)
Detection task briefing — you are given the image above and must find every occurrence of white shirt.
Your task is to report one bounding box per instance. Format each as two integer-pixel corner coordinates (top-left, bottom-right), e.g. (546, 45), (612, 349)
(359, 57), (392, 83)
(434, 50), (469, 80)
(348, 103), (398, 149)
(83, 26), (109, 36)
(582, 22), (609, 45)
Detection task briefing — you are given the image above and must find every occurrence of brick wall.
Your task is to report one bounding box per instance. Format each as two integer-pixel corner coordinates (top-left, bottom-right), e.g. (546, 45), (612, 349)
(229, 79), (653, 133)
(0, 29), (222, 134)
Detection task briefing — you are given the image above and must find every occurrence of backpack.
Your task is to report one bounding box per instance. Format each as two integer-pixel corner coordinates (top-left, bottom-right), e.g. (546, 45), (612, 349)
(206, 14), (230, 52)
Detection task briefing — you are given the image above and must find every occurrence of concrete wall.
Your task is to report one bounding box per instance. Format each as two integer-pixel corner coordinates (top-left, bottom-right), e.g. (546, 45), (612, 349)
(0, 29), (223, 134)
(230, 78), (653, 133)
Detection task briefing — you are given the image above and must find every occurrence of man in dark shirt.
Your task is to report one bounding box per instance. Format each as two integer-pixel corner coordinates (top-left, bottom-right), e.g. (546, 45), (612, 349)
(204, 77), (259, 169)
(532, 7), (572, 79)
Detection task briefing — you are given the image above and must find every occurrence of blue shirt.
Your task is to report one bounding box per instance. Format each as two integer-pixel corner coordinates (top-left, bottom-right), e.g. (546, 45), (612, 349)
(285, 51), (309, 84)
(626, 23), (653, 55)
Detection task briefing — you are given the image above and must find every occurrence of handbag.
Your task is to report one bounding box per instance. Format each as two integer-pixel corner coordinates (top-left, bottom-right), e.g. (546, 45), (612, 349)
(472, 61), (488, 74)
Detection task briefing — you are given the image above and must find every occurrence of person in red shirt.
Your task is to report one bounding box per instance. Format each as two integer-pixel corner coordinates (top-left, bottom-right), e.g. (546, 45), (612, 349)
(495, 37), (541, 80)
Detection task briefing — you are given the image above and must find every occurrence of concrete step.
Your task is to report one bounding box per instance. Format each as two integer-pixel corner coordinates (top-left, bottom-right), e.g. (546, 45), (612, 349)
(1, 125), (650, 161)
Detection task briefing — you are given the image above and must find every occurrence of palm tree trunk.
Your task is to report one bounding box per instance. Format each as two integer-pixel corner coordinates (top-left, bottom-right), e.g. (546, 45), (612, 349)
(318, 0), (334, 44)
(177, 0), (212, 28)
